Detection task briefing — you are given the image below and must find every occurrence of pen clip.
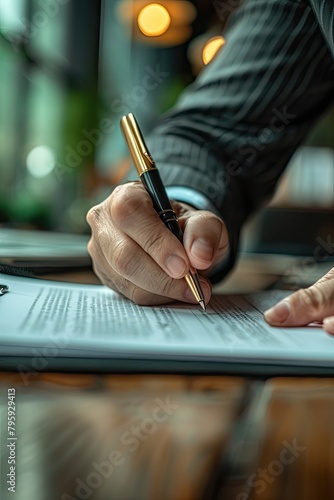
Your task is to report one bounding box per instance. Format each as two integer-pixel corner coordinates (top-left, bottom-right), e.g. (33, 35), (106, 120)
(143, 151), (155, 167)
(120, 113), (156, 175)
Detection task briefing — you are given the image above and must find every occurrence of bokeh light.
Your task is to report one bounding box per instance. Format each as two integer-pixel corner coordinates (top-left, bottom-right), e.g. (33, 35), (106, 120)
(26, 146), (56, 178)
(138, 3), (171, 37)
(202, 36), (226, 65)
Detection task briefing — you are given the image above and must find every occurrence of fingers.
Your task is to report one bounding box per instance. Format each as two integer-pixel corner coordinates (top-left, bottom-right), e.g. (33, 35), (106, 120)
(181, 209), (229, 271)
(110, 183), (190, 279)
(89, 236), (211, 306)
(264, 268), (334, 333)
(86, 184), (213, 306)
(89, 241), (184, 305)
(90, 227), (211, 303)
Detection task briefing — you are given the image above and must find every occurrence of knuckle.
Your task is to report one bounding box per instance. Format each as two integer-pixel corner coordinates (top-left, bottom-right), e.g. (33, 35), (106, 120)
(199, 211), (222, 225)
(112, 241), (140, 279)
(87, 238), (95, 258)
(142, 228), (166, 254)
(209, 215), (226, 238)
(322, 267), (334, 281)
(294, 286), (327, 313)
(199, 211), (215, 222)
(185, 211), (225, 237)
(111, 183), (147, 223)
(86, 205), (102, 228)
(159, 276), (174, 298)
(110, 274), (131, 298)
(111, 184), (125, 199)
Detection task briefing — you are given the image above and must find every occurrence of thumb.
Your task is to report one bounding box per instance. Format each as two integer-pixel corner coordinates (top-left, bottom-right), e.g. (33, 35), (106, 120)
(180, 210), (229, 271)
(264, 267), (334, 327)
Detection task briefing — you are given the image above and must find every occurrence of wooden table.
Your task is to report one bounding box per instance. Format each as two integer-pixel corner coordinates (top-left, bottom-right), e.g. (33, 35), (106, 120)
(1, 374), (334, 500)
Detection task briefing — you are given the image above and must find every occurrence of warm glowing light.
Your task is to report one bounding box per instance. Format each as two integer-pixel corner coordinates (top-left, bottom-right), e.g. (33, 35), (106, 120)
(26, 146), (56, 178)
(118, 1), (196, 46)
(202, 36), (225, 65)
(138, 3), (171, 37)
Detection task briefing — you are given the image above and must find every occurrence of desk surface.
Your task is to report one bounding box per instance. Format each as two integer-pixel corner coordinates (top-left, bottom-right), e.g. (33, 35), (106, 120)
(1, 373), (334, 500)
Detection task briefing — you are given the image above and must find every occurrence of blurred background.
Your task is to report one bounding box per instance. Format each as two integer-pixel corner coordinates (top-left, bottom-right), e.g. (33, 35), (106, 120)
(0, 0), (333, 254)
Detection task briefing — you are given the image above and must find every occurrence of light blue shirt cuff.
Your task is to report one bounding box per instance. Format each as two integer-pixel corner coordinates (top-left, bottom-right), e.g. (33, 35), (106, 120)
(165, 186), (221, 217)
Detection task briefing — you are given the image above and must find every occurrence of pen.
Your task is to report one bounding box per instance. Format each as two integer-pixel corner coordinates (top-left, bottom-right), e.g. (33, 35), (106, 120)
(120, 113), (206, 311)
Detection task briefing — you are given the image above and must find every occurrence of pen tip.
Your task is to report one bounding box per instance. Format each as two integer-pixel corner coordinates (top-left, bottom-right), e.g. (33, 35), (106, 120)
(199, 300), (206, 311)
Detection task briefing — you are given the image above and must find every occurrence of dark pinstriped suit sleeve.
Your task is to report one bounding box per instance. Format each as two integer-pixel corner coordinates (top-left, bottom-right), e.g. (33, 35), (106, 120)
(310, 0), (334, 57)
(146, 0), (334, 284)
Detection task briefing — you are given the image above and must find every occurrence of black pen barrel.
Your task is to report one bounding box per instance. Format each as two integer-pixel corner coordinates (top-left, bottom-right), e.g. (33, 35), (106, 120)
(141, 169), (183, 244)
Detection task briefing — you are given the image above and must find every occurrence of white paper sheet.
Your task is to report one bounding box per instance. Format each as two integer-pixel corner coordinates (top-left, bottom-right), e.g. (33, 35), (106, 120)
(1, 273), (334, 369)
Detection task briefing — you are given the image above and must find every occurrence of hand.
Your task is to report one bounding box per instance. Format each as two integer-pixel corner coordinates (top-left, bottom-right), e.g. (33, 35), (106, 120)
(264, 268), (334, 334)
(86, 182), (229, 306)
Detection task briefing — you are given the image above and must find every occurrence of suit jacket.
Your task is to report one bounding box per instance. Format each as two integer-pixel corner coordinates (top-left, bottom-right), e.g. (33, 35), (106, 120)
(310, 0), (334, 57)
(147, 0), (334, 283)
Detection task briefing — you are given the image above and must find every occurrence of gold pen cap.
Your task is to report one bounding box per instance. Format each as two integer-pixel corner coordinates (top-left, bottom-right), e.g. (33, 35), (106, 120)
(120, 113), (156, 175)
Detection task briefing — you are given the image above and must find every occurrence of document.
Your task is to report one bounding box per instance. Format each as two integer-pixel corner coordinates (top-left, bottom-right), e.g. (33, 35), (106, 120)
(1, 274), (334, 375)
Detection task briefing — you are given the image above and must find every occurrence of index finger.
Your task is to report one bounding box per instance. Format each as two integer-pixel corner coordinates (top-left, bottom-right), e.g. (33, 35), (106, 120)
(264, 268), (334, 327)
